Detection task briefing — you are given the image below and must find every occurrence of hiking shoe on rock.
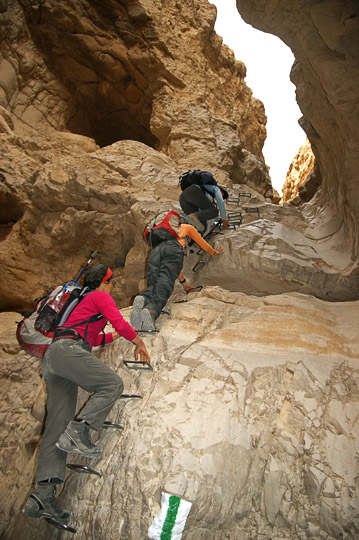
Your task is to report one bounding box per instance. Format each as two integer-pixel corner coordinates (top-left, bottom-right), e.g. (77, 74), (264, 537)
(130, 295), (145, 330)
(23, 483), (70, 523)
(55, 420), (102, 458)
(140, 307), (156, 331)
(187, 213), (206, 233)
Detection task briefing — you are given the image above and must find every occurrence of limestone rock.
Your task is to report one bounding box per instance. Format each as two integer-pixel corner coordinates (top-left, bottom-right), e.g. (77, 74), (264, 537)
(236, 0), (359, 287)
(0, 313), (44, 535)
(232, 148), (273, 200)
(3, 289), (359, 539)
(0, 130), (180, 311)
(282, 139), (315, 203)
(0, 0), (268, 190)
(0, 0), (359, 539)
(181, 188), (358, 302)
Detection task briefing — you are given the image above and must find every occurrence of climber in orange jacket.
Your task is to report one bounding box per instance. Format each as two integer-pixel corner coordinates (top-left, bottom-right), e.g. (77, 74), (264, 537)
(130, 211), (223, 331)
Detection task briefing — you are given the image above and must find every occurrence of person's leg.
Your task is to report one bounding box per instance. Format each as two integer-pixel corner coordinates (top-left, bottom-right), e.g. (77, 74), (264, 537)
(140, 243), (163, 307)
(180, 185), (218, 223)
(23, 480), (71, 523)
(179, 187), (198, 215)
(49, 340), (124, 432)
(35, 371), (78, 483)
(142, 241), (184, 319)
(23, 346), (78, 523)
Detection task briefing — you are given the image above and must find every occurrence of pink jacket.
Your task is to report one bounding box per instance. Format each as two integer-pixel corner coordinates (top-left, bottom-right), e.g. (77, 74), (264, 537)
(65, 290), (136, 347)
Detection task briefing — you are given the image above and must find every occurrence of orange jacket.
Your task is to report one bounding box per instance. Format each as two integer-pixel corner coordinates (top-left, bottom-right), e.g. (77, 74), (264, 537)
(177, 223), (216, 256)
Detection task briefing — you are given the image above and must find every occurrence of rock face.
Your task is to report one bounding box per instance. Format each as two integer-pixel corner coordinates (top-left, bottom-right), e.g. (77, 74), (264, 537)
(0, 0), (270, 193)
(1, 127), (356, 316)
(0, 0), (359, 539)
(236, 0), (359, 279)
(282, 139), (315, 204)
(2, 290), (359, 539)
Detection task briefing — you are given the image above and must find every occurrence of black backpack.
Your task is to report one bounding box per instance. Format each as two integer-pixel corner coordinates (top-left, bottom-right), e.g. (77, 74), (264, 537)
(179, 170), (218, 191)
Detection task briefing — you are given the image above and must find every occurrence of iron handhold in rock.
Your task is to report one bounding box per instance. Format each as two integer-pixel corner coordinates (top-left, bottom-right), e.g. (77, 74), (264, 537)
(66, 463), (102, 477)
(44, 517), (77, 533)
(102, 421), (124, 430)
(124, 360), (153, 371)
(192, 261), (206, 272)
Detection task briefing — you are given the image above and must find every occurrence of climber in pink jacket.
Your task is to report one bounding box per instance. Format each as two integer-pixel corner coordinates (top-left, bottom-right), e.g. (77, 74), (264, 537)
(23, 264), (150, 527)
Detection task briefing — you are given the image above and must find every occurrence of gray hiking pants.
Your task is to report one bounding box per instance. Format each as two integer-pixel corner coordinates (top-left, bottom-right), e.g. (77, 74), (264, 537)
(36, 338), (123, 483)
(142, 239), (184, 318)
(180, 184), (218, 226)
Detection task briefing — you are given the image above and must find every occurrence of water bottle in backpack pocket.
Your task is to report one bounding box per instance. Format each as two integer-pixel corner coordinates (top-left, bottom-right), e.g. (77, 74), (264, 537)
(34, 287), (72, 333)
(16, 283), (84, 359)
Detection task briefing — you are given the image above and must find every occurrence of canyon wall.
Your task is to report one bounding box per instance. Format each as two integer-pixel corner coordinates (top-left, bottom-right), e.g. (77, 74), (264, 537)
(2, 290), (359, 540)
(0, 1), (358, 539)
(237, 0), (359, 275)
(281, 139), (315, 204)
(1, 0), (269, 188)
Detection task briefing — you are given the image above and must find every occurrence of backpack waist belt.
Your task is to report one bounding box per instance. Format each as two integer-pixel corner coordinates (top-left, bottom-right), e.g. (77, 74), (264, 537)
(53, 326), (83, 342)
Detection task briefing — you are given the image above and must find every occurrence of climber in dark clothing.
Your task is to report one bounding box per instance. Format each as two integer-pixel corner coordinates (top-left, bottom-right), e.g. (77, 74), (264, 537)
(141, 239), (184, 324)
(179, 171), (230, 234)
(180, 184), (218, 230)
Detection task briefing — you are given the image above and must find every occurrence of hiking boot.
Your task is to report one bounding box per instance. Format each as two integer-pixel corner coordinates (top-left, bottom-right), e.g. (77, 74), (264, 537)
(187, 213), (206, 233)
(140, 307), (156, 331)
(55, 420), (102, 458)
(23, 482), (70, 523)
(130, 295), (145, 330)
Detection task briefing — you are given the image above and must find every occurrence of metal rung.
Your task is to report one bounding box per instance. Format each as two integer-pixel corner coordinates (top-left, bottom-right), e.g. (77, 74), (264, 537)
(45, 518), (77, 533)
(228, 212), (242, 220)
(124, 360), (153, 371)
(228, 221), (242, 227)
(102, 421), (124, 430)
(203, 224), (220, 239)
(120, 394), (143, 400)
(192, 261), (206, 272)
(202, 231), (223, 243)
(227, 192), (251, 204)
(66, 464), (102, 477)
(245, 207), (260, 217)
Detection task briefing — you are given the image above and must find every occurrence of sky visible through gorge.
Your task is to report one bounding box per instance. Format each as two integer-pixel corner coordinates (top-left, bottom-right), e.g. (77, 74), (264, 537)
(210, 1), (306, 195)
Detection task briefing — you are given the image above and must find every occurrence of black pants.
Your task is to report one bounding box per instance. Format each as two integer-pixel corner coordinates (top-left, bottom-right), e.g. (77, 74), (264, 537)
(179, 185), (218, 226)
(142, 240), (184, 318)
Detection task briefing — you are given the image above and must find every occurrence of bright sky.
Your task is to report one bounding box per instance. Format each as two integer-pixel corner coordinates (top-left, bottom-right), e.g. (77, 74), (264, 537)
(210, 0), (306, 194)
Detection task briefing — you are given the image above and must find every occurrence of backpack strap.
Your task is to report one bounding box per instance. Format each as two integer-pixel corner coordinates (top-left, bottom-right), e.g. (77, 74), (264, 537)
(53, 313), (104, 346)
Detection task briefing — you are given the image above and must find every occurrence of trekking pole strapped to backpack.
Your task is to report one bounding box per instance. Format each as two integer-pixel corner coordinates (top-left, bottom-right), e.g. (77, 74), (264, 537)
(16, 253), (98, 359)
(73, 251), (97, 283)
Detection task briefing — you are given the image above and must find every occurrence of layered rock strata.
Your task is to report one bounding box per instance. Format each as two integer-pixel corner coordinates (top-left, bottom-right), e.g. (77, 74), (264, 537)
(282, 139), (315, 204)
(0, 0), (271, 194)
(236, 0), (359, 279)
(2, 289), (359, 539)
(1, 127), (357, 314)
